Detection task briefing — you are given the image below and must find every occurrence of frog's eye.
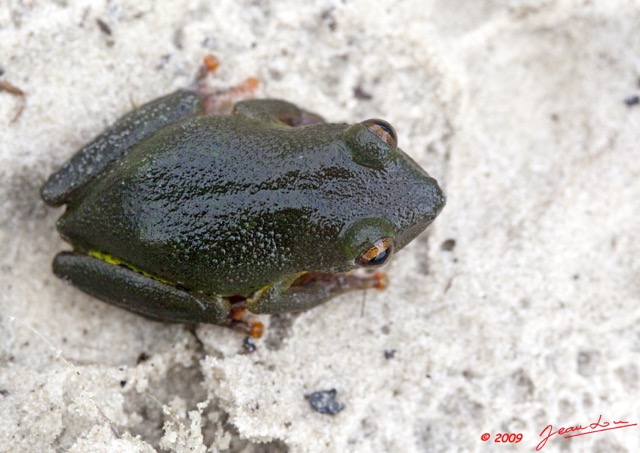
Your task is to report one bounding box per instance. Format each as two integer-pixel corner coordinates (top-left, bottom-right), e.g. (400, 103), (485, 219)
(362, 119), (398, 148)
(356, 237), (394, 268)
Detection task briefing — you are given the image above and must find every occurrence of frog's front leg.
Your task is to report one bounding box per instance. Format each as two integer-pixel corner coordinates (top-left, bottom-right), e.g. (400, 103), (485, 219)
(52, 252), (230, 324)
(233, 99), (325, 126)
(246, 271), (387, 315)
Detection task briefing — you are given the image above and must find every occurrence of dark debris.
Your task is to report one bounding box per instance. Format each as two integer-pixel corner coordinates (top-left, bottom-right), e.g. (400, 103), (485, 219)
(243, 336), (257, 353)
(306, 389), (345, 415)
(624, 95), (639, 107)
(384, 349), (396, 360)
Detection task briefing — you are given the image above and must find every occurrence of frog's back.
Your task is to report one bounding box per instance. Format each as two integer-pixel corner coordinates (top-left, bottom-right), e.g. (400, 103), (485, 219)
(57, 115), (349, 296)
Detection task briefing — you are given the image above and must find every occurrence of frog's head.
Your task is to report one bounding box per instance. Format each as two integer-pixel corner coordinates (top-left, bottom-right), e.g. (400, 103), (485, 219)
(324, 118), (446, 272)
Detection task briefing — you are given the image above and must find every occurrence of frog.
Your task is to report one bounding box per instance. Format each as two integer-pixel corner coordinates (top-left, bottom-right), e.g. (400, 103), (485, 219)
(41, 87), (445, 336)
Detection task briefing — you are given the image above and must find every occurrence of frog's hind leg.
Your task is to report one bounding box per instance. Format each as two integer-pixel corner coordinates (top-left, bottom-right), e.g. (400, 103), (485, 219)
(41, 90), (204, 207)
(52, 252), (229, 325)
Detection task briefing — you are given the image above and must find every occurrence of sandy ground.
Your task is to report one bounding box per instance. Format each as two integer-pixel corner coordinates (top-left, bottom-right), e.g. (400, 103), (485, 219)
(1, 1), (639, 452)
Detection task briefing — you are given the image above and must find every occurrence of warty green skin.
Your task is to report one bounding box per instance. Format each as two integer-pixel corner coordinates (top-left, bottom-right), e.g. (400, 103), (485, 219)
(42, 91), (445, 324)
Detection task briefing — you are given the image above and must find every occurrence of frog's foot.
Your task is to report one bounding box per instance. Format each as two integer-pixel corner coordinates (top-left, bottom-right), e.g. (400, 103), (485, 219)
(228, 301), (265, 338)
(192, 54), (260, 115)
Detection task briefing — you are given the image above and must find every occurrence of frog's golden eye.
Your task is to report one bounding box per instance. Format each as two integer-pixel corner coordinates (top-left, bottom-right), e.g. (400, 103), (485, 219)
(356, 237), (394, 268)
(362, 119), (398, 148)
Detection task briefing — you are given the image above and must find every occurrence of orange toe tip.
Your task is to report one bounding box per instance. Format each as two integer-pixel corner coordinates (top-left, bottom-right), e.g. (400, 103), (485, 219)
(244, 77), (260, 90)
(372, 271), (389, 290)
(249, 321), (264, 338)
(202, 54), (220, 72)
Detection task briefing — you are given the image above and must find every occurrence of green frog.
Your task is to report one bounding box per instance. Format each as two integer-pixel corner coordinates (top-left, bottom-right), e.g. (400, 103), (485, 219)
(41, 89), (445, 336)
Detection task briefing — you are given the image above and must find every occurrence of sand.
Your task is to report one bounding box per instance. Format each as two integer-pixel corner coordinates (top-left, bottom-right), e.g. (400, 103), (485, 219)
(1, 1), (639, 451)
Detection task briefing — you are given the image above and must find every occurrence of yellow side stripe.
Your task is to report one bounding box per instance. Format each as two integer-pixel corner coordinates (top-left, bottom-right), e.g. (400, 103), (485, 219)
(88, 250), (173, 285)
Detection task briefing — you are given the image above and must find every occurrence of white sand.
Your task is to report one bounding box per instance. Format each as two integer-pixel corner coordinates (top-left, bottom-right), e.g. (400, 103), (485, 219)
(1, 1), (639, 452)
